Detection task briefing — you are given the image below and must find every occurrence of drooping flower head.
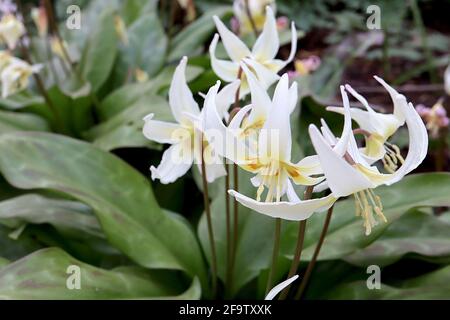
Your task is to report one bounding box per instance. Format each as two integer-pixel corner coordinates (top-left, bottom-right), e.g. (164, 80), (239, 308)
(0, 13), (25, 49)
(0, 56), (42, 98)
(142, 57), (239, 184)
(210, 6), (297, 98)
(309, 83), (428, 235)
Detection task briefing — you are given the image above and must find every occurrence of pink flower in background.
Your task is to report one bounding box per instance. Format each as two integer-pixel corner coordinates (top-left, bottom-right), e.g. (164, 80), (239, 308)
(416, 100), (449, 139)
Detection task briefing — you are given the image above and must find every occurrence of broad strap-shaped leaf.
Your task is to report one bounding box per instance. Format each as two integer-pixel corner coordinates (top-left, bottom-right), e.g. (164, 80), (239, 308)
(168, 6), (232, 62)
(0, 194), (103, 238)
(0, 248), (201, 299)
(0, 132), (207, 288)
(79, 8), (118, 92)
(85, 95), (172, 151)
(326, 265), (450, 299)
(344, 209), (450, 267)
(124, 12), (167, 76)
(282, 173), (450, 262)
(0, 110), (49, 134)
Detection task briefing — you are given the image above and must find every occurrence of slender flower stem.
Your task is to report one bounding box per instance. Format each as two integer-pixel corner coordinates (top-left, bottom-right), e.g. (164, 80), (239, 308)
(225, 164), (232, 296)
(228, 67), (243, 295)
(278, 186), (314, 300)
(244, 0), (259, 37)
(265, 218), (281, 295)
(294, 205), (334, 300)
(200, 135), (218, 298)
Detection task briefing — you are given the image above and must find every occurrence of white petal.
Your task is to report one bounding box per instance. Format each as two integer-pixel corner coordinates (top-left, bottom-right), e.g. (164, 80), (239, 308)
(259, 74), (292, 161)
(320, 119), (337, 145)
(150, 143), (193, 184)
(241, 62), (271, 124)
(288, 81), (298, 114)
(203, 82), (249, 163)
(266, 22), (297, 70)
(229, 104), (252, 130)
(229, 189), (336, 221)
(286, 180), (300, 202)
(213, 15), (251, 62)
(243, 58), (280, 90)
(358, 99), (428, 186)
(445, 64), (450, 95)
(169, 57), (199, 123)
(216, 79), (241, 120)
(142, 114), (185, 144)
(332, 86), (353, 157)
(309, 125), (374, 197)
(209, 34), (241, 82)
(265, 275), (299, 300)
(373, 76), (406, 124)
(252, 6), (279, 61)
(295, 155), (323, 175)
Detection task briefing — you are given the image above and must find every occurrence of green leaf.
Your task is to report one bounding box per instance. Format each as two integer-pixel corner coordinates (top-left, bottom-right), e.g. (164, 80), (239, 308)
(120, 0), (157, 25)
(0, 132), (207, 288)
(168, 6), (232, 62)
(0, 110), (49, 133)
(80, 8), (118, 92)
(97, 65), (202, 121)
(124, 12), (168, 76)
(0, 257), (9, 267)
(86, 95), (172, 151)
(282, 173), (450, 262)
(0, 248), (201, 299)
(326, 265), (450, 299)
(0, 194), (102, 238)
(344, 209), (450, 267)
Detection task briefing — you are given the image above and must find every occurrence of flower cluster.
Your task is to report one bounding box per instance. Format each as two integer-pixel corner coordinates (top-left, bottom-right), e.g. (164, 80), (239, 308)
(143, 6), (428, 237)
(0, 8), (43, 98)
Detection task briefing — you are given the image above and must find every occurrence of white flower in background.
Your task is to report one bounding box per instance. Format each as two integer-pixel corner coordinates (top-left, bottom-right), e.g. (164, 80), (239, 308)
(0, 57), (42, 98)
(309, 85), (428, 235)
(0, 49), (12, 71)
(210, 6), (297, 98)
(233, 0), (276, 35)
(445, 64), (450, 96)
(0, 13), (25, 49)
(31, 6), (48, 37)
(204, 74), (336, 221)
(265, 274), (298, 300)
(142, 57), (239, 184)
(327, 76), (407, 172)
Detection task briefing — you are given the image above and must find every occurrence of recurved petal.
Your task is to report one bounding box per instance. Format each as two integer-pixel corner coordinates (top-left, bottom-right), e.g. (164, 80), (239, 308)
(241, 62), (271, 123)
(309, 124), (374, 197)
(264, 21), (297, 70)
(213, 15), (251, 62)
(150, 142), (193, 184)
(252, 6), (279, 61)
(169, 57), (200, 123)
(142, 114), (185, 144)
(216, 79), (241, 120)
(243, 58), (280, 90)
(209, 34), (241, 82)
(374, 75), (406, 124)
(265, 275), (299, 300)
(228, 189), (337, 221)
(357, 99), (428, 186)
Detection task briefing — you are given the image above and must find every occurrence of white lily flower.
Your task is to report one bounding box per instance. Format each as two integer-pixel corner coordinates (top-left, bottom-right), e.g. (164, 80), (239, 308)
(233, 0), (276, 35)
(210, 6), (297, 98)
(327, 76), (409, 172)
(0, 13), (25, 49)
(0, 57), (42, 98)
(142, 57), (238, 184)
(309, 85), (428, 235)
(204, 73), (335, 220)
(265, 274), (298, 300)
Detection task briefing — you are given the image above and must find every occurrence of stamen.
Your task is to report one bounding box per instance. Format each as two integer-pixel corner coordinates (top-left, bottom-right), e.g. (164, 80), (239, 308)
(354, 189), (387, 235)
